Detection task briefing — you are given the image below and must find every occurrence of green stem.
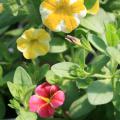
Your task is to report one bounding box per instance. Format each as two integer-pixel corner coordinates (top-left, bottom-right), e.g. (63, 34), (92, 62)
(32, 59), (36, 66)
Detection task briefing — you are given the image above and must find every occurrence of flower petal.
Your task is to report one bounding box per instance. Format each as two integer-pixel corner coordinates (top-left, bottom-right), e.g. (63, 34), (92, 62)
(23, 28), (35, 40)
(51, 90), (65, 108)
(38, 103), (55, 118)
(71, 0), (86, 13)
(17, 37), (28, 52)
(87, 0), (99, 15)
(43, 13), (62, 31)
(29, 95), (46, 112)
(35, 83), (51, 98)
(50, 85), (59, 96)
(33, 29), (51, 42)
(23, 40), (50, 59)
(41, 0), (57, 11)
(64, 15), (78, 33)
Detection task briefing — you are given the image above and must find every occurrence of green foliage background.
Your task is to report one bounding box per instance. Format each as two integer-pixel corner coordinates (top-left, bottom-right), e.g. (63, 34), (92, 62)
(0, 0), (120, 120)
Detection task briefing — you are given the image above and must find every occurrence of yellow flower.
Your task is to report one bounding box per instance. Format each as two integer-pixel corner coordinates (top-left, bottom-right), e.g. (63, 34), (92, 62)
(40, 0), (87, 33)
(84, 0), (99, 15)
(17, 28), (51, 59)
(0, 3), (4, 13)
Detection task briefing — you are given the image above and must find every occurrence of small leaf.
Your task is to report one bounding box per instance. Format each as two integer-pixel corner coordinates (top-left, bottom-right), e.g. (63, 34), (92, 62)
(88, 55), (110, 73)
(39, 64), (50, 81)
(88, 34), (107, 53)
(113, 80), (120, 112)
(50, 37), (67, 53)
(80, 9), (115, 34)
(62, 80), (81, 110)
(46, 70), (62, 85)
(69, 95), (95, 119)
(105, 23), (120, 46)
(7, 82), (22, 99)
(107, 47), (120, 64)
(76, 78), (93, 89)
(16, 111), (37, 120)
(87, 80), (113, 105)
(13, 66), (32, 85)
(51, 62), (79, 78)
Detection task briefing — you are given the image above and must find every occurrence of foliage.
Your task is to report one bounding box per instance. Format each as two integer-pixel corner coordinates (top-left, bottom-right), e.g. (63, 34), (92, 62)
(0, 0), (120, 120)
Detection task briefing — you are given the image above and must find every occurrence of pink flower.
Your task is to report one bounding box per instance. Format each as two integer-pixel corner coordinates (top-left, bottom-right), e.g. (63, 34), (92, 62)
(29, 82), (65, 118)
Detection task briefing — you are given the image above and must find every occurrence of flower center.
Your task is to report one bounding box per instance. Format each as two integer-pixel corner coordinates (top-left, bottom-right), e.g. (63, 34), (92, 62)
(56, 4), (71, 15)
(40, 96), (50, 103)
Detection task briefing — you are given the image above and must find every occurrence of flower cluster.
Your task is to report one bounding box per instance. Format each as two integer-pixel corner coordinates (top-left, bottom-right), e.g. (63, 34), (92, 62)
(16, 0), (99, 59)
(29, 82), (65, 118)
(40, 0), (99, 33)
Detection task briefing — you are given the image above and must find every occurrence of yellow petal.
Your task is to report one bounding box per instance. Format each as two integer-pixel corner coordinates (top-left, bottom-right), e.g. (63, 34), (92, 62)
(41, 0), (57, 11)
(87, 0), (99, 15)
(33, 29), (51, 42)
(23, 42), (49, 59)
(23, 28), (35, 40)
(17, 37), (28, 52)
(44, 13), (62, 31)
(64, 15), (78, 32)
(71, 0), (86, 13)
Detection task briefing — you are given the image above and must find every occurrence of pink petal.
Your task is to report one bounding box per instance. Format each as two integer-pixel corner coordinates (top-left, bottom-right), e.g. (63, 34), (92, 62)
(29, 95), (46, 112)
(40, 82), (51, 88)
(50, 90), (65, 108)
(35, 82), (51, 97)
(38, 103), (55, 118)
(50, 85), (59, 96)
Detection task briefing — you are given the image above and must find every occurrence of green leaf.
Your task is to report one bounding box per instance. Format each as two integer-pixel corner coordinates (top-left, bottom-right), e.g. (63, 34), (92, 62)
(105, 23), (120, 46)
(50, 37), (67, 53)
(72, 48), (87, 68)
(7, 82), (35, 108)
(39, 64), (50, 81)
(88, 34), (107, 53)
(46, 70), (62, 85)
(0, 94), (5, 119)
(25, 0), (41, 25)
(0, 72), (14, 86)
(7, 0), (19, 16)
(88, 55), (110, 73)
(84, 0), (97, 9)
(80, 9), (115, 34)
(87, 80), (113, 105)
(7, 82), (22, 100)
(76, 78), (93, 89)
(9, 99), (21, 110)
(13, 66), (32, 85)
(107, 47), (120, 64)
(22, 85), (36, 108)
(69, 95), (95, 119)
(113, 79), (120, 112)
(62, 80), (81, 110)
(16, 111), (37, 120)
(51, 62), (79, 78)
(102, 0), (120, 11)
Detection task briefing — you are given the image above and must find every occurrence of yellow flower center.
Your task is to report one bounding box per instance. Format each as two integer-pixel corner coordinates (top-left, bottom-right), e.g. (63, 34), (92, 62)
(39, 96), (50, 103)
(56, 3), (71, 15)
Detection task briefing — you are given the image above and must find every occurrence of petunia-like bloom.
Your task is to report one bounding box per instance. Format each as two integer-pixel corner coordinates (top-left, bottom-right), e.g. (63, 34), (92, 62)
(29, 82), (65, 118)
(17, 28), (51, 59)
(40, 0), (87, 33)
